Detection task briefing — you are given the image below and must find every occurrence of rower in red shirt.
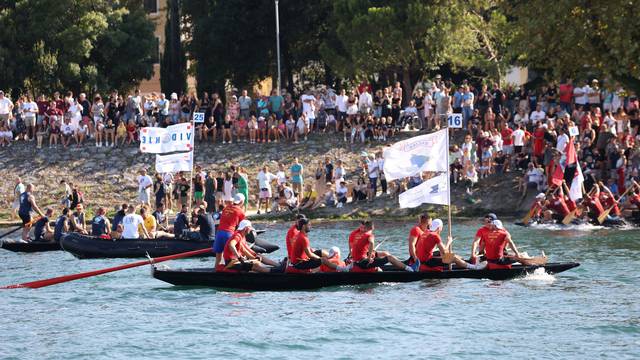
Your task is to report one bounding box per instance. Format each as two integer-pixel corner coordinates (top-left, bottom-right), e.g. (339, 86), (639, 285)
(416, 219), (485, 272)
(584, 185), (605, 221)
(351, 221), (417, 273)
(473, 220), (522, 270)
(287, 218), (325, 273)
(319, 246), (347, 272)
(214, 193), (246, 269)
(221, 220), (284, 273)
(529, 193), (547, 222)
(598, 182), (621, 216)
(285, 214), (307, 260)
(549, 188), (571, 222)
(406, 213), (431, 264)
(469, 213), (497, 264)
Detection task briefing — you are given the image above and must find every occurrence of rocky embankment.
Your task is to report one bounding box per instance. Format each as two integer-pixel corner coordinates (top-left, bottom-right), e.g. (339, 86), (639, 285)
(0, 132), (535, 223)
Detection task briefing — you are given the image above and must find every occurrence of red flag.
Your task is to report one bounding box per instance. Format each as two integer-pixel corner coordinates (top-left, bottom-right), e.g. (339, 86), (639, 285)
(566, 139), (577, 165)
(550, 161), (564, 187)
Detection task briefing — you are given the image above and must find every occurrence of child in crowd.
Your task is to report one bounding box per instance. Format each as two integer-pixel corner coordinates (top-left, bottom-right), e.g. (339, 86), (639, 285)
(115, 120), (126, 147)
(125, 120), (136, 145)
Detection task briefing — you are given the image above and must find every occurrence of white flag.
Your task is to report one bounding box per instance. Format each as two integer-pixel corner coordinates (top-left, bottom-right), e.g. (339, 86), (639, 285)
(383, 129), (448, 181)
(140, 123), (194, 153)
(399, 173), (449, 208)
(569, 164), (584, 201)
(155, 152), (193, 173)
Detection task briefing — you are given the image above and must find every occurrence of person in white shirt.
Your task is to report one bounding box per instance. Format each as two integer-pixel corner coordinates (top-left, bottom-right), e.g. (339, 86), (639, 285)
(530, 104), (546, 123)
(295, 113), (309, 143)
(513, 108), (529, 127)
(376, 152), (387, 195)
(0, 90), (13, 125)
(366, 155), (379, 200)
(300, 90), (316, 127)
(336, 180), (349, 207)
(256, 165), (278, 214)
(275, 163), (287, 186)
(121, 205), (149, 239)
(333, 159), (346, 184)
(137, 169), (153, 206)
(336, 89), (348, 124)
(556, 127), (569, 153)
(512, 124), (526, 153)
(358, 89), (373, 114)
(522, 162), (545, 195)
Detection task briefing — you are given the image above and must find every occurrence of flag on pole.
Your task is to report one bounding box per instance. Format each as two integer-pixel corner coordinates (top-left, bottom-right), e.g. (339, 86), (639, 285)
(140, 123), (194, 153)
(383, 129), (448, 181)
(569, 164), (584, 201)
(155, 151), (193, 173)
(550, 160), (565, 187)
(399, 173), (450, 208)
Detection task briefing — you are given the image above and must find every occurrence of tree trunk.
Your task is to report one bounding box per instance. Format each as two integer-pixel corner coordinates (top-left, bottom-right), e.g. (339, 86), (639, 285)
(401, 67), (413, 107)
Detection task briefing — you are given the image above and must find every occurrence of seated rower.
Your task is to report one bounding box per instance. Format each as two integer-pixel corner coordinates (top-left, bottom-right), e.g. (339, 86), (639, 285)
(91, 207), (111, 238)
(583, 185), (605, 223)
(173, 204), (190, 238)
(194, 204), (215, 242)
(530, 193), (547, 223)
(54, 207), (70, 242)
(122, 205), (150, 239)
(221, 220), (283, 273)
(285, 214), (307, 261)
(139, 206), (157, 239)
(70, 204), (88, 234)
(33, 208), (55, 242)
(351, 221), (419, 272)
(548, 186), (571, 222)
(110, 203), (127, 238)
(416, 219), (485, 272)
(470, 213), (497, 263)
(319, 246), (347, 272)
(472, 220), (521, 270)
(622, 182), (640, 218)
(153, 203), (173, 233)
(287, 217), (327, 273)
(346, 221), (366, 262)
(406, 213), (431, 264)
(598, 181), (621, 218)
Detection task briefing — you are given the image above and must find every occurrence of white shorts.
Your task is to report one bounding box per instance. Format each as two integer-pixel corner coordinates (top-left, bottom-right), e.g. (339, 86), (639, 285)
(259, 188), (272, 199)
(139, 189), (151, 203)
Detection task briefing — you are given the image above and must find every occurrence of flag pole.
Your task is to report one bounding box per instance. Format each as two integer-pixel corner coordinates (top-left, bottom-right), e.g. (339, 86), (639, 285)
(188, 116), (195, 214)
(445, 125), (452, 240)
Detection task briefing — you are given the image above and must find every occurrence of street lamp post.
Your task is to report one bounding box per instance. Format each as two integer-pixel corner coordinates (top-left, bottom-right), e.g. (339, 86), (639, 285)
(275, 0), (282, 96)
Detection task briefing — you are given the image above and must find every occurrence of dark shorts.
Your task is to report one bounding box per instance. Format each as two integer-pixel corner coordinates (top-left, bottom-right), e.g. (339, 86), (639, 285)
(19, 213), (31, 226)
(355, 256), (389, 269)
(292, 258), (322, 270)
(514, 145), (523, 154)
(422, 257), (445, 267)
(487, 258), (517, 265)
(225, 260), (253, 272)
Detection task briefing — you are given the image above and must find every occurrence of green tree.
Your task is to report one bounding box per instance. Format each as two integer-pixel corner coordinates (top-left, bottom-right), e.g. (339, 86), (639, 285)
(160, 0), (187, 94)
(507, 0), (640, 93)
(0, 0), (156, 95)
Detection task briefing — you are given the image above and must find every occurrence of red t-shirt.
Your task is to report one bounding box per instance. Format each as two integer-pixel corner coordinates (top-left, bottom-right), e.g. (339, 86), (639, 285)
(630, 193), (640, 207)
(475, 226), (491, 252)
(416, 232), (442, 263)
(351, 231), (373, 262)
(291, 232), (310, 263)
(409, 225), (424, 239)
(36, 101), (49, 115)
(501, 128), (514, 146)
(285, 224), (299, 260)
(550, 195), (570, 217)
(319, 256), (346, 272)
(559, 83), (574, 103)
(348, 228), (362, 254)
(222, 232), (245, 263)
(483, 229), (509, 260)
(217, 205), (245, 233)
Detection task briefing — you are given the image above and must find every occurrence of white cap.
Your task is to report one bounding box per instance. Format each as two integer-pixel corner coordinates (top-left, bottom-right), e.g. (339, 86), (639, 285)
(233, 193), (245, 204)
(492, 220), (504, 230)
(170, 92), (178, 100)
(430, 219), (443, 232)
(536, 193), (546, 200)
(328, 246), (340, 258)
(237, 220), (252, 231)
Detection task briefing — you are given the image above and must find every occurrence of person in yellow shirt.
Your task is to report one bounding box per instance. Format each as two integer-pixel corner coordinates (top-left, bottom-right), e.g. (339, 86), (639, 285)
(139, 206), (157, 239)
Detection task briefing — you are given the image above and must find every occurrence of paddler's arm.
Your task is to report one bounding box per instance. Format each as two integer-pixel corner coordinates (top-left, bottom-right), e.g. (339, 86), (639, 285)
(29, 196), (45, 217)
(366, 236), (375, 263)
(228, 238), (242, 260)
(505, 233), (521, 258)
(470, 236), (481, 261)
(304, 246), (321, 260)
(408, 234), (418, 261)
(443, 235), (453, 251)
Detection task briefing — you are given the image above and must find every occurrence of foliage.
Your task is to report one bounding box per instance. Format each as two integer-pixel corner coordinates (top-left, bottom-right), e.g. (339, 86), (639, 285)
(507, 0), (640, 92)
(160, 0), (187, 94)
(0, 0), (156, 95)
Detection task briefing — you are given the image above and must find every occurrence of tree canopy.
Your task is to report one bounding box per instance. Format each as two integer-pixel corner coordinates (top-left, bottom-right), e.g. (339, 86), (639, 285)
(0, 0), (156, 95)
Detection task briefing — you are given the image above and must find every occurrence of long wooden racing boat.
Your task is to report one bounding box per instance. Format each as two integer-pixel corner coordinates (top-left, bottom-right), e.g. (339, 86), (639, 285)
(60, 230), (276, 259)
(1, 239), (61, 253)
(151, 262), (580, 291)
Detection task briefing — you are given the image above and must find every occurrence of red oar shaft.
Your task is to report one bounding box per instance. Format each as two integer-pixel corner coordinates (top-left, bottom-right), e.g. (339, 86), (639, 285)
(1, 247), (211, 289)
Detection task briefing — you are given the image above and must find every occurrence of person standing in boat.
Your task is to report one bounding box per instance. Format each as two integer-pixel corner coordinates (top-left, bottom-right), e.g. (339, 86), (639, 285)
(121, 205), (150, 239)
(11, 177), (25, 222)
(33, 208), (54, 242)
(90, 207), (111, 238)
(471, 220), (521, 270)
(173, 204), (190, 238)
(351, 221), (419, 272)
(221, 220), (284, 273)
(213, 193), (246, 269)
(407, 213), (431, 265)
(18, 183), (46, 241)
(54, 207), (70, 242)
(416, 219), (486, 272)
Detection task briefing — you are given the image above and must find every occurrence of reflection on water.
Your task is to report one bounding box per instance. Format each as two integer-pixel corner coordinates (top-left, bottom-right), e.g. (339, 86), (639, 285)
(0, 221), (639, 359)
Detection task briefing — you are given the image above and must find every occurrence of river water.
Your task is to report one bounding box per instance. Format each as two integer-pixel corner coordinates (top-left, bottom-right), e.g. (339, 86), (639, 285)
(0, 221), (638, 359)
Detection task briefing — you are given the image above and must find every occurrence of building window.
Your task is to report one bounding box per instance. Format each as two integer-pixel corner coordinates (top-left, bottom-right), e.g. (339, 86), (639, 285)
(144, 0), (158, 14)
(152, 37), (160, 64)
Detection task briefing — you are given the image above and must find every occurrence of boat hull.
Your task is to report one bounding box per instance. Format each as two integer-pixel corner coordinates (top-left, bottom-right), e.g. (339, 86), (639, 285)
(60, 230), (277, 259)
(0, 240), (61, 253)
(152, 262), (580, 291)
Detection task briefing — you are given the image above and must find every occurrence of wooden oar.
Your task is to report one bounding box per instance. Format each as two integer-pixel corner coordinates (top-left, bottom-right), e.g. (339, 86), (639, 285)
(0, 217), (41, 240)
(597, 185), (634, 224)
(561, 209), (578, 225)
(1, 247), (211, 289)
(522, 187), (556, 225)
